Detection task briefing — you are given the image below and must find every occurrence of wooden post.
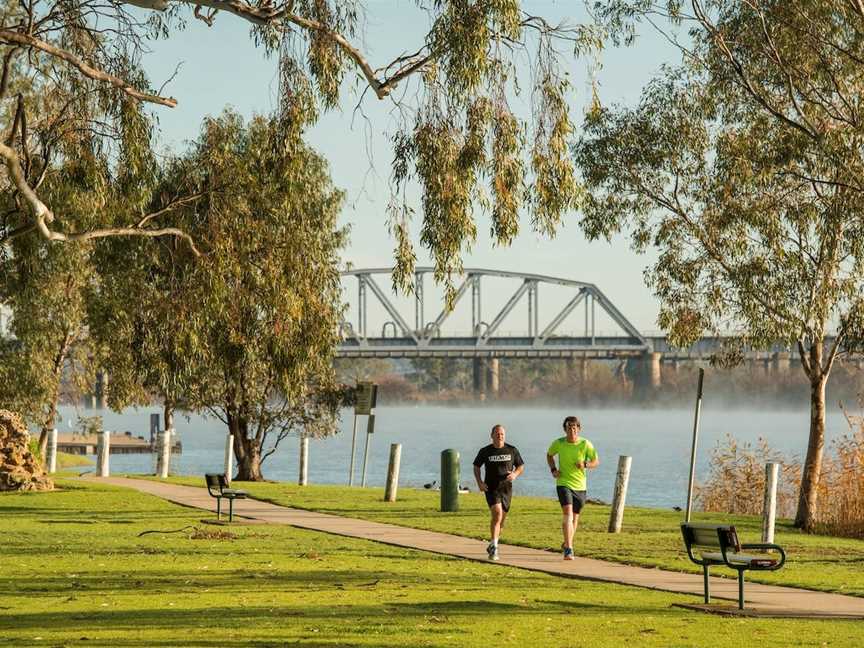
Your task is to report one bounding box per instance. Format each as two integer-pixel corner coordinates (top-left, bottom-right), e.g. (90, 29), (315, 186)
(608, 455), (632, 533)
(384, 443), (402, 502)
(299, 434), (309, 486)
(46, 428), (58, 474)
(97, 430), (110, 477)
(224, 433), (234, 483)
(762, 462), (780, 543)
(158, 429), (171, 479)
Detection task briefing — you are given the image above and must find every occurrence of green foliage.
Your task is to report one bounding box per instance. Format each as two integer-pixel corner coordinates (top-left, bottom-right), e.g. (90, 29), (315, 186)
(182, 111), (347, 473)
(74, 415), (103, 436)
(582, 1), (864, 527)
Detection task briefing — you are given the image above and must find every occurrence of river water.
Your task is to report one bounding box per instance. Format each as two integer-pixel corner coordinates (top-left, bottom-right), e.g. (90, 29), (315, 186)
(54, 403), (853, 509)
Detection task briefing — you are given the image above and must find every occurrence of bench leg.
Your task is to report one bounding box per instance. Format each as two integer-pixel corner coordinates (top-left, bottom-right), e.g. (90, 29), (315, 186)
(229, 498), (234, 522)
(738, 570), (745, 610)
(216, 497), (222, 520)
(703, 565), (710, 604)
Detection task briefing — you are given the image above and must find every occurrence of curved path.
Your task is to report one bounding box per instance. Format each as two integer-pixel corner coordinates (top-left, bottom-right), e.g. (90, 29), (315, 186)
(98, 477), (864, 619)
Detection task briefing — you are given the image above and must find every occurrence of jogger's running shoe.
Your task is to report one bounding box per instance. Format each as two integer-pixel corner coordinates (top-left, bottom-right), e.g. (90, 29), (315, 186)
(563, 547), (574, 561)
(487, 543), (498, 560)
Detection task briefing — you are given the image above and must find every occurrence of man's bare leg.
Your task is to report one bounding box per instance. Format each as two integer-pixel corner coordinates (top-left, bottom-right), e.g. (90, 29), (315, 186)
(488, 503), (504, 560)
(561, 504), (574, 549)
(490, 503), (504, 543)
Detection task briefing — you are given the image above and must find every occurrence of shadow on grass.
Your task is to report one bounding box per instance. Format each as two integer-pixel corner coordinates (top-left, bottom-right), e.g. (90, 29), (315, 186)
(0, 598), (667, 638)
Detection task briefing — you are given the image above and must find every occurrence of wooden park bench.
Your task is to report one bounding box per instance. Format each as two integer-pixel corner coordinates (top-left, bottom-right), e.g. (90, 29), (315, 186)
(205, 473), (247, 522)
(681, 522), (786, 610)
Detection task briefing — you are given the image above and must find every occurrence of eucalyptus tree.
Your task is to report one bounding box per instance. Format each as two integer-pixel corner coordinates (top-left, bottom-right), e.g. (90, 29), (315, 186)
(171, 111), (347, 481)
(88, 153), (207, 434)
(0, 227), (95, 458)
(1, 0), (593, 287)
(576, 0), (864, 527)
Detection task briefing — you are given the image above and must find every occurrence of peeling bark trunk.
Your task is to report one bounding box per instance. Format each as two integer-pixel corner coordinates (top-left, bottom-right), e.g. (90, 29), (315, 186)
(37, 331), (73, 461)
(794, 341), (827, 530)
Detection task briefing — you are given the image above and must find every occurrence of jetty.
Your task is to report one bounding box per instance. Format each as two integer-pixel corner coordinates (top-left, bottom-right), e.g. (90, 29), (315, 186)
(57, 431), (182, 455)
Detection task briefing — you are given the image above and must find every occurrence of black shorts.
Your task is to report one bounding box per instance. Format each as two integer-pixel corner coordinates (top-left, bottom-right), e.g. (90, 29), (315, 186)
(484, 484), (513, 512)
(556, 486), (587, 513)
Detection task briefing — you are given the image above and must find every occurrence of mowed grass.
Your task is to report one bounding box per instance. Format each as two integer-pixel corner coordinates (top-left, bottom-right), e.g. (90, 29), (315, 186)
(0, 483), (862, 647)
(153, 476), (864, 597)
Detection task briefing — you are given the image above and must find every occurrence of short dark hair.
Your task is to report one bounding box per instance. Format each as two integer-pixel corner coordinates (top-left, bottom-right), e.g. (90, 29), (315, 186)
(490, 424), (505, 436)
(562, 416), (581, 430)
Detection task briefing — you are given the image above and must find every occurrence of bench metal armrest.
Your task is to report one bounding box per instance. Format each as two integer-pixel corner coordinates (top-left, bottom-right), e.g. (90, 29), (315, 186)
(740, 543), (786, 570)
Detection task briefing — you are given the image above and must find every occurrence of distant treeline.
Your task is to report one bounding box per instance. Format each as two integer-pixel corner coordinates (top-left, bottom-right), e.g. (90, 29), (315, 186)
(334, 357), (864, 408)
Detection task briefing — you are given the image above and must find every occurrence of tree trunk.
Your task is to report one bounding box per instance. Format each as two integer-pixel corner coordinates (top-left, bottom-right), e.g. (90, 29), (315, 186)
(794, 341), (828, 530)
(228, 408), (264, 481)
(37, 331), (73, 461)
(164, 400), (174, 433)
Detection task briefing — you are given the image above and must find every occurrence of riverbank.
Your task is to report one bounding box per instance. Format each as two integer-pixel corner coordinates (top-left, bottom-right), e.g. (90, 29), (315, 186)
(1, 478), (862, 647)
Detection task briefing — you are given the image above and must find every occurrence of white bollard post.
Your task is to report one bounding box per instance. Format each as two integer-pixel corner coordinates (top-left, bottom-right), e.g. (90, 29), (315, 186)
(158, 428), (172, 479)
(97, 430), (110, 477)
(384, 443), (402, 502)
(47, 428), (58, 474)
(299, 435), (309, 486)
(608, 455), (632, 533)
(224, 433), (234, 483)
(762, 462), (780, 543)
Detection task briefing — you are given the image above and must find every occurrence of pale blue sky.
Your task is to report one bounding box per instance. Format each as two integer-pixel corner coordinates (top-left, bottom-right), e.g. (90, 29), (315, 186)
(140, 2), (679, 335)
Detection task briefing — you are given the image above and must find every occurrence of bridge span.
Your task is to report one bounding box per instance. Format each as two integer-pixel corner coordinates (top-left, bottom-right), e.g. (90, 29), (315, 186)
(339, 266), (806, 360)
(338, 267), (815, 393)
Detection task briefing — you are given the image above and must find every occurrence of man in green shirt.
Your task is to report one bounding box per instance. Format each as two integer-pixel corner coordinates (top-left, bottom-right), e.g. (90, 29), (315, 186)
(546, 416), (599, 560)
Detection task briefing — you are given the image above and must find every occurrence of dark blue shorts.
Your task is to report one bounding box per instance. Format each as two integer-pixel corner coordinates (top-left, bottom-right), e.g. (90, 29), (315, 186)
(556, 486), (587, 513)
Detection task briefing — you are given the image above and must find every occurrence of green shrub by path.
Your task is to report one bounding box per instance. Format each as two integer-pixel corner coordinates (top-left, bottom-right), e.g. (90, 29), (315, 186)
(148, 476), (864, 598)
(1, 480), (862, 647)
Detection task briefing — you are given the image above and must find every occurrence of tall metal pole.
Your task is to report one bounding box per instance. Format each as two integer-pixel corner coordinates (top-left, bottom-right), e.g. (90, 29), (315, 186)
(685, 368), (705, 522)
(361, 414), (375, 487)
(348, 414), (359, 486)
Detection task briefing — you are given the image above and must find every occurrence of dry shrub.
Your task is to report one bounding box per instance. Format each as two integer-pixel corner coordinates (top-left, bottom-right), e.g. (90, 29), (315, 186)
(812, 406), (864, 538)
(696, 435), (800, 519)
(697, 409), (864, 538)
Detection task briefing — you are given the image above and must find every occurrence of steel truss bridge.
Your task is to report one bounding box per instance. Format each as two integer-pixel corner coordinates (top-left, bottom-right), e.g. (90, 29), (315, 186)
(339, 267), (649, 359)
(337, 267), (837, 365)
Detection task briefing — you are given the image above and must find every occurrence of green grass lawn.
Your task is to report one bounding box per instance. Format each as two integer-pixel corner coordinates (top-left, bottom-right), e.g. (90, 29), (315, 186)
(2, 480), (863, 647)
(148, 476), (864, 597)
(56, 451), (93, 469)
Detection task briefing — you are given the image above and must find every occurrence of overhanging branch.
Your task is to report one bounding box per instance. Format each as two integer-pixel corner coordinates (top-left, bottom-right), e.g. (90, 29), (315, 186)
(0, 141), (200, 254)
(0, 30), (178, 107)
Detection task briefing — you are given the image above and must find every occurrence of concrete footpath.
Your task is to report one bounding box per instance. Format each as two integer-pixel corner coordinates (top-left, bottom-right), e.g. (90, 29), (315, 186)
(99, 477), (864, 619)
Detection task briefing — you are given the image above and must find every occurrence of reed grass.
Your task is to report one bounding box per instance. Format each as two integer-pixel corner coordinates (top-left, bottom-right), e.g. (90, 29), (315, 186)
(697, 402), (864, 538)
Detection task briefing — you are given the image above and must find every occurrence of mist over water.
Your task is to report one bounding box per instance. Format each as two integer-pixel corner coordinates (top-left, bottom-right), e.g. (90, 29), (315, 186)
(56, 403), (852, 509)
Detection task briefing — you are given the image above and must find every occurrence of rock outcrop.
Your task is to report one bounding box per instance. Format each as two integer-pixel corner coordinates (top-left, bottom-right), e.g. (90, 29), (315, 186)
(0, 409), (54, 491)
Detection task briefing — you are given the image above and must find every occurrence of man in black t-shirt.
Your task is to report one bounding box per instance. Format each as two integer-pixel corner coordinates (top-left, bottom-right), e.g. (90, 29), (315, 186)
(473, 424), (524, 561)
